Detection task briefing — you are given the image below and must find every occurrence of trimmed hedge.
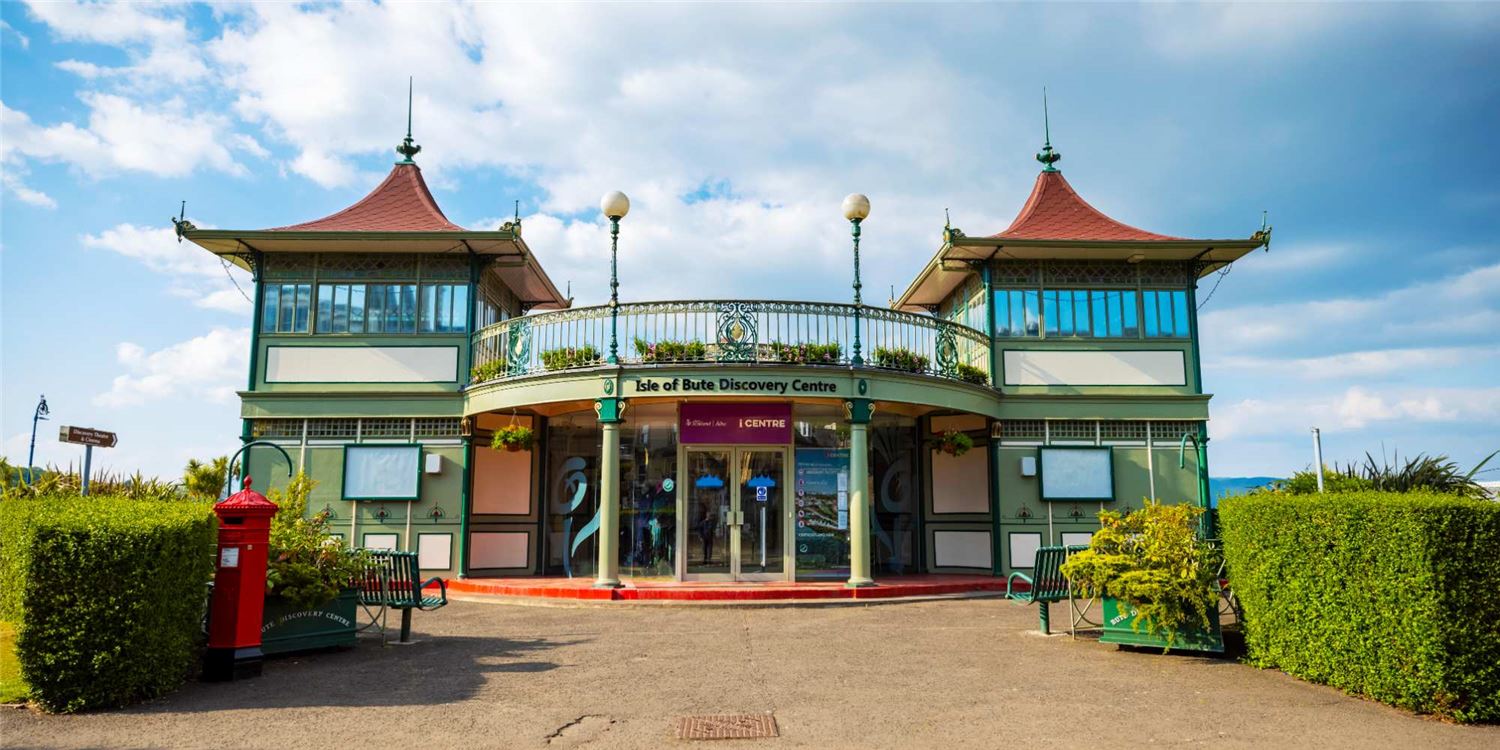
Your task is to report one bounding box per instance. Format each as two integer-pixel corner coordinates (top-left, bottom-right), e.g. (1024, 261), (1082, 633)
(1221, 491), (1500, 723)
(0, 496), (216, 712)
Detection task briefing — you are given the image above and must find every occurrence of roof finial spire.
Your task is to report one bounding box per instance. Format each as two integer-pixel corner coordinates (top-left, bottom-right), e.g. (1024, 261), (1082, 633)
(1036, 87), (1061, 172)
(396, 76), (422, 165)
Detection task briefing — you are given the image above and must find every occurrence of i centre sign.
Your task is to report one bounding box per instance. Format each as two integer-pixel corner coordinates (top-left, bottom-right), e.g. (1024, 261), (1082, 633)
(680, 403), (793, 444)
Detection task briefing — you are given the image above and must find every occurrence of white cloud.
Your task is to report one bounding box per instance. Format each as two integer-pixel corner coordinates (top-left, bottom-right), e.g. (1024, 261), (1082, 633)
(80, 223), (251, 313)
(2, 95), (262, 181)
(1, 170), (57, 208)
(1, 19), (29, 49)
(1206, 345), (1500, 381)
(1212, 385), (1500, 441)
(94, 327), (250, 408)
(24, 0), (209, 84)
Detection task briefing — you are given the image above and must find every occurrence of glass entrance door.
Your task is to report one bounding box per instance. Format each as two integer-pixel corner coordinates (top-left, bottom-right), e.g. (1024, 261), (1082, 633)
(683, 446), (788, 581)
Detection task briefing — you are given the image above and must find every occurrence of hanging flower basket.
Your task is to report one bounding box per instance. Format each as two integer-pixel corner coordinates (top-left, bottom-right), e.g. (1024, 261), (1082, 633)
(938, 430), (973, 457)
(491, 425), (534, 452)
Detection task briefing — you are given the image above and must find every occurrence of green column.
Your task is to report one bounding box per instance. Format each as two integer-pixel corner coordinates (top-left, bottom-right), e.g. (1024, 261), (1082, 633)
(847, 398), (875, 588)
(595, 396), (625, 588)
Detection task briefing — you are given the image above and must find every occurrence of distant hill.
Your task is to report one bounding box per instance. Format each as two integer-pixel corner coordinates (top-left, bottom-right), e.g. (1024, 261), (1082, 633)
(1209, 476), (1280, 505)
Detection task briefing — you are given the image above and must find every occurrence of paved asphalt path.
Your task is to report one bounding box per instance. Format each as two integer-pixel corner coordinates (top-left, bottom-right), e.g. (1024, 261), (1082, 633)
(3, 596), (1497, 748)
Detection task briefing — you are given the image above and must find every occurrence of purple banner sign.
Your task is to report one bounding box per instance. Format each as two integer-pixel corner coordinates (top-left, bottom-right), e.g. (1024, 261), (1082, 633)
(680, 403), (793, 445)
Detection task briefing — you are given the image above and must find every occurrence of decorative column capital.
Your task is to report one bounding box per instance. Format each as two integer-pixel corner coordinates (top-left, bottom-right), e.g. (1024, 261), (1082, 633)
(843, 398), (875, 425)
(594, 396), (627, 424)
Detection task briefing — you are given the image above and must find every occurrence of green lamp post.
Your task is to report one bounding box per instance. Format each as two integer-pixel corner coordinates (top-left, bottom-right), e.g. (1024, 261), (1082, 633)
(600, 191), (631, 365)
(842, 193), (870, 366)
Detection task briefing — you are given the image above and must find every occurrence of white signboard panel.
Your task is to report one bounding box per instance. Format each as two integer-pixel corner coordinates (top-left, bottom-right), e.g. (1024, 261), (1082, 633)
(1040, 447), (1114, 501)
(344, 445), (421, 500)
(1003, 350), (1186, 386)
(934, 530), (992, 569)
(265, 346), (458, 383)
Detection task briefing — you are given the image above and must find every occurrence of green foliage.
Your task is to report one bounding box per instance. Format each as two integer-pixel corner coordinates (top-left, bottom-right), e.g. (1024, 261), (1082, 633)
(540, 345), (602, 370)
(471, 358), (504, 383)
(0, 621), (24, 704)
(182, 456), (234, 501)
(954, 362), (989, 385)
(265, 474), (367, 611)
(0, 495), (215, 712)
(634, 338), (707, 363)
(1266, 450), (1494, 499)
(873, 346), (929, 373)
(0, 464), (182, 501)
(1060, 501), (1219, 646)
(490, 424), (535, 451)
(1221, 491), (1500, 723)
(937, 430), (973, 457)
(768, 341), (842, 364)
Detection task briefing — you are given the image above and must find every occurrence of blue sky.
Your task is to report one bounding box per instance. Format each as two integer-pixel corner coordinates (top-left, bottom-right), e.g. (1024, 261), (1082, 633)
(3, 2), (1498, 480)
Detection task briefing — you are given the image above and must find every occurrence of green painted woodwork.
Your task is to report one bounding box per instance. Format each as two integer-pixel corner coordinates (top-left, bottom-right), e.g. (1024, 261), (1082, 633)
(260, 589), (357, 655)
(1101, 596), (1224, 653)
(253, 335), (469, 393)
(240, 394), (463, 419)
(997, 396), (1210, 422)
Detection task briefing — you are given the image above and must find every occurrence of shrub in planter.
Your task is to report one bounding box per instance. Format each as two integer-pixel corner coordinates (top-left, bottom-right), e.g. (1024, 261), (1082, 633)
(540, 345), (601, 370)
(265, 474), (367, 611)
(491, 425), (535, 452)
(1060, 501), (1220, 650)
(635, 338), (707, 363)
(768, 341), (842, 365)
(937, 430), (973, 457)
(471, 359), (504, 383)
(1221, 491), (1500, 722)
(0, 495), (215, 712)
(873, 346), (929, 373)
(954, 363), (989, 385)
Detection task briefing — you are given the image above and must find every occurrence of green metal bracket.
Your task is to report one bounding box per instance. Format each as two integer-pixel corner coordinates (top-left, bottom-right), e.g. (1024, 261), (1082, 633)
(845, 397), (875, 424)
(595, 396), (626, 424)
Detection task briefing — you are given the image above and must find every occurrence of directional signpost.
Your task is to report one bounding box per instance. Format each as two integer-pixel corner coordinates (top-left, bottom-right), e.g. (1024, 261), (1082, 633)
(59, 426), (118, 496)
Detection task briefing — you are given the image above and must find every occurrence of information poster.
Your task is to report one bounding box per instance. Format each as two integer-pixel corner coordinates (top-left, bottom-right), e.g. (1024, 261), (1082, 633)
(795, 448), (850, 576)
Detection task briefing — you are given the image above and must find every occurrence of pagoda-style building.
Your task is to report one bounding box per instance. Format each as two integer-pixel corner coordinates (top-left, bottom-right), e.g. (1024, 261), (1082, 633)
(184, 117), (1263, 592)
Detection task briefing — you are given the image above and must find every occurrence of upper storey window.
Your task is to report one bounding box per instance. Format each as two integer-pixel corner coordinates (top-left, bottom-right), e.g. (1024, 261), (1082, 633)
(262, 281), (468, 335)
(993, 288), (1187, 339)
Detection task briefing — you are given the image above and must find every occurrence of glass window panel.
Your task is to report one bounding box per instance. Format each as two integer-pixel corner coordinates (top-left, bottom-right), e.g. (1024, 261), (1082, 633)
(1023, 291), (1040, 335)
(333, 285), (350, 333)
(1143, 291), (1160, 337)
(384, 285), (400, 332)
(1158, 290), (1174, 336)
(263, 285), (280, 332)
(419, 285), (436, 333)
(401, 284), (418, 332)
(1008, 291), (1022, 337)
(278, 284), (295, 333)
(1043, 291), (1058, 335)
(350, 285), (366, 333)
(1091, 292), (1108, 337)
(1058, 291), (1074, 335)
(1173, 291), (1191, 337)
(366, 284), (383, 333)
(294, 285), (312, 332)
(991, 291), (1009, 337)
(447, 285), (465, 332)
(1123, 291), (1138, 337)
(317, 284), (334, 333)
(1106, 292), (1123, 337)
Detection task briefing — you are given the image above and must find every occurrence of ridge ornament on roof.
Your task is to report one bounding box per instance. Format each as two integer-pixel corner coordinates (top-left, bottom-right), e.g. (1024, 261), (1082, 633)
(1036, 87), (1061, 173)
(396, 76), (421, 165)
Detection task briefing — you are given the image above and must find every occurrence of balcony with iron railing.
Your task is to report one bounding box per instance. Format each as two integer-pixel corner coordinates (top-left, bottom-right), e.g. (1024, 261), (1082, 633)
(469, 300), (991, 387)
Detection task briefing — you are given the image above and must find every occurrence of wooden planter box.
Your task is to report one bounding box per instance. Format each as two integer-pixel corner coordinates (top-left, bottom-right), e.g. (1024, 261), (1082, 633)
(1099, 597), (1223, 653)
(261, 589), (357, 656)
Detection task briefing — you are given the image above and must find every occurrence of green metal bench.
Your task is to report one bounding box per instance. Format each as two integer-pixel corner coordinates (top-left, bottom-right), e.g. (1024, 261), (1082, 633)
(357, 550), (447, 644)
(1004, 544), (1093, 635)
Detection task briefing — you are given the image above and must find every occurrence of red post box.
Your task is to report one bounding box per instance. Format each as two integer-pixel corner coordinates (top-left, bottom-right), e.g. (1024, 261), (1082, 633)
(203, 476), (279, 681)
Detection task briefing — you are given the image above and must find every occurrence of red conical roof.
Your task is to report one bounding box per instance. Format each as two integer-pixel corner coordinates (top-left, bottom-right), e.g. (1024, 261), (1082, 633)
(268, 163), (464, 232)
(994, 170), (1180, 242)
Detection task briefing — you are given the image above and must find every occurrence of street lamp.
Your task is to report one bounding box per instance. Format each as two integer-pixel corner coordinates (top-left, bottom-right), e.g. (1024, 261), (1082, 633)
(27, 395), (49, 479)
(842, 193), (871, 366)
(600, 191), (630, 365)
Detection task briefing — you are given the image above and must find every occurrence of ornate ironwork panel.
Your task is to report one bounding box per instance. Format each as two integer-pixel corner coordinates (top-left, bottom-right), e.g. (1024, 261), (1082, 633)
(934, 325), (959, 376)
(716, 303), (758, 362)
(506, 318), (532, 376)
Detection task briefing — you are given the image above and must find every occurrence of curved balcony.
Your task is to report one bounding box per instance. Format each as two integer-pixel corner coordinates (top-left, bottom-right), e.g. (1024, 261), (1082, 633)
(470, 300), (991, 387)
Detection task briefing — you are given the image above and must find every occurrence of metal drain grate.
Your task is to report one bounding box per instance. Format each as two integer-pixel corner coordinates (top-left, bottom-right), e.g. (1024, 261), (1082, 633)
(675, 713), (779, 740)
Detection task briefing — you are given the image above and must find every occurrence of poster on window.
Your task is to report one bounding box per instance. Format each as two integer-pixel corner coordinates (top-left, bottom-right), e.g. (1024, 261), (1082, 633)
(795, 448), (850, 575)
(1039, 447), (1114, 501)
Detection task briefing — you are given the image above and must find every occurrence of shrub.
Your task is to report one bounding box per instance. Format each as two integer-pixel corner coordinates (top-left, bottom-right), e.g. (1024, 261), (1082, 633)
(540, 345), (601, 370)
(1265, 450), (1494, 499)
(768, 341), (842, 364)
(265, 474), (367, 611)
(1060, 501), (1219, 646)
(0, 495), (215, 712)
(182, 456), (235, 501)
(634, 338), (707, 363)
(470, 358), (504, 383)
(1, 467), (181, 501)
(1221, 491), (1500, 722)
(954, 362), (989, 385)
(873, 346), (929, 373)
